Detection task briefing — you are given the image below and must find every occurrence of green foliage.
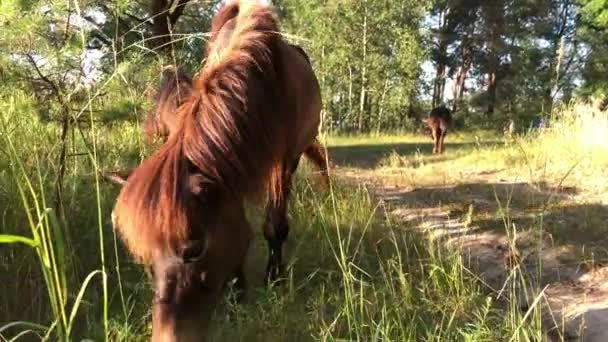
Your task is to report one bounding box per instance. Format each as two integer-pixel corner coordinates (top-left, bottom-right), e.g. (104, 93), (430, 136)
(0, 112), (550, 339)
(578, 0), (608, 97)
(580, 0), (608, 27)
(277, 0), (432, 132)
(0, 0), (608, 338)
(428, 0), (583, 127)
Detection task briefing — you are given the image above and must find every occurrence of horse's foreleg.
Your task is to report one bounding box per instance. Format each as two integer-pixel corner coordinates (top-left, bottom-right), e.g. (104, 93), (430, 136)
(101, 168), (133, 186)
(263, 157), (300, 284)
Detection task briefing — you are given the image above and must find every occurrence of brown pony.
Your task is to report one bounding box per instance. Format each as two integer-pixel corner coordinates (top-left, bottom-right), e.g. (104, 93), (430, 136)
(426, 106), (452, 154)
(112, 1), (323, 340)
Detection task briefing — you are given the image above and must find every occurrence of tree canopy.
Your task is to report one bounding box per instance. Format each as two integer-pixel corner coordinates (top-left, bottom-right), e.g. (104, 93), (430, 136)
(0, 0), (607, 133)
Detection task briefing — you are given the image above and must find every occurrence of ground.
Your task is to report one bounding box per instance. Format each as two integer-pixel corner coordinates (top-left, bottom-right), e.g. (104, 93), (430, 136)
(2, 120), (607, 341)
(328, 132), (608, 341)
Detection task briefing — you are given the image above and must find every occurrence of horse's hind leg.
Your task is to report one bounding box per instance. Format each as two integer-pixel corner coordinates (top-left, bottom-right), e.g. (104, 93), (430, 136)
(263, 157), (300, 283)
(303, 140), (330, 188)
(231, 264), (247, 302)
(431, 127), (439, 154)
(439, 128), (447, 154)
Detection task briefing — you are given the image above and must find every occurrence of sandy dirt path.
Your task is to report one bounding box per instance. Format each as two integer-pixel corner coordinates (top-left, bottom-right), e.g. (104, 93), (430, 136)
(335, 165), (608, 342)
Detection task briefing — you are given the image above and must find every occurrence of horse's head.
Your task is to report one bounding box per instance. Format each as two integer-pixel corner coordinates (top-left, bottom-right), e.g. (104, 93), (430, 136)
(112, 163), (252, 341)
(145, 175), (252, 342)
(150, 240), (215, 342)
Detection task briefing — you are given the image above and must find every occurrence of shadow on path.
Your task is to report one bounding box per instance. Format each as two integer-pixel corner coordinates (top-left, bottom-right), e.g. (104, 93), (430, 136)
(328, 141), (501, 169)
(376, 181), (608, 341)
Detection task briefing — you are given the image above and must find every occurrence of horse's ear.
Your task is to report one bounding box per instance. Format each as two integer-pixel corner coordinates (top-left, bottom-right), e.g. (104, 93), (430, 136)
(101, 170), (132, 187)
(161, 64), (178, 81)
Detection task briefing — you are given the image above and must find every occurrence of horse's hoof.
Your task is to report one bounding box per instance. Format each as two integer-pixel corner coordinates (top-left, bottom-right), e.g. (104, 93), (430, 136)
(233, 288), (247, 304)
(266, 265), (285, 286)
(230, 278), (247, 303)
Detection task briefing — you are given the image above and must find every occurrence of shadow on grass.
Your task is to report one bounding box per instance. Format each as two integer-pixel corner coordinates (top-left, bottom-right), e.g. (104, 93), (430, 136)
(328, 141), (501, 169)
(375, 180), (608, 341)
(380, 181), (608, 281)
(562, 308), (608, 341)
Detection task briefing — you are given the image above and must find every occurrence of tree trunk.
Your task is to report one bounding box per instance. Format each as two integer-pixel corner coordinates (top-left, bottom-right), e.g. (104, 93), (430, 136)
(376, 78), (390, 133)
(452, 22), (474, 113)
(452, 54), (470, 113)
(150, 0), (191, 52)
(404, 88), (417, 126)
(486, 26), (500, 116)
(485, 33), (500, 116)
(486, 69), (497, 116)
(544, 0), (573, 115)
(358, 4), (368, 133)
(348, 64), (353, 117)
(482, 2), (503, 117)
(433, 9), (449, 107)
(433, 59), (447, 107)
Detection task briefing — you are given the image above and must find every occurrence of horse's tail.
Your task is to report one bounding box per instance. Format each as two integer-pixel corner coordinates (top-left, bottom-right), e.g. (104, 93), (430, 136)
(304, 140), (331, 189)
(181, 1), (283, 202)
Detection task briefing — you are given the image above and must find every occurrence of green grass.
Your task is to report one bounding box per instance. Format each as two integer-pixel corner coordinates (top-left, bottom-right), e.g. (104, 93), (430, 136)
(2, 100), (607, 341)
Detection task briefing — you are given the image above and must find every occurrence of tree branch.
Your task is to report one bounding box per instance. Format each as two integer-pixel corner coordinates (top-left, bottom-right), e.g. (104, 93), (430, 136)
(25, 53), (61, 98)
(150, 0), (192, 50)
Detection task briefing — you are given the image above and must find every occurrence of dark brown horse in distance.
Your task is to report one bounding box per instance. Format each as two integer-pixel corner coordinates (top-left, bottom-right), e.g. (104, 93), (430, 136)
(426, 106), (452, 154)
(112, 1), (324, 340)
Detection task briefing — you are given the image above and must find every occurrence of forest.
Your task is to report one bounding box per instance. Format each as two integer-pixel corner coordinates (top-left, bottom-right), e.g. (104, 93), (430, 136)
(1, 0), (606, 133)
(1, 0), (608, 341)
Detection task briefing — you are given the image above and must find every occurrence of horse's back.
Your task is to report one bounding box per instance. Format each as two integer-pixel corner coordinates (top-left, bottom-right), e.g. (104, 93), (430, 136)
(289, 43), (311, 64)
(429, 106), (452, 121)
(428, 106), (452, 130)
